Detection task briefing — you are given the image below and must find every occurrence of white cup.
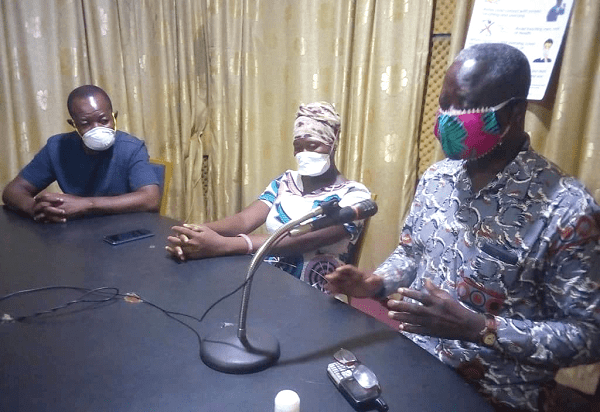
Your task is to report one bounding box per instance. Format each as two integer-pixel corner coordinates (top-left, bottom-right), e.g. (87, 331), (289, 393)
(274, 389), (300, 412)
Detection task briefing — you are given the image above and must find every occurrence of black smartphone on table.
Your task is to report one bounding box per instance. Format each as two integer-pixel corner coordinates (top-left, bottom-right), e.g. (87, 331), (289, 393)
(103, 229), (154, 245)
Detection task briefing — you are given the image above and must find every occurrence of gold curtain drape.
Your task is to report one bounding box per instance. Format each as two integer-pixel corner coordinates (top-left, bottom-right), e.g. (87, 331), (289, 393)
(203, 0), (434, 268)
(2, 0), (599, 276)
(1, 0), (434, 268)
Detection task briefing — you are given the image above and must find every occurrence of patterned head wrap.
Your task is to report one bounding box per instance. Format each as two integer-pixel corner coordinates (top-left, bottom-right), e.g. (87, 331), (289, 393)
(293, 102), (341, 149)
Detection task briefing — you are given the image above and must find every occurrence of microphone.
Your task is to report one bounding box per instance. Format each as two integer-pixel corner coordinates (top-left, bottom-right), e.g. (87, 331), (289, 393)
(289, 199), (378, 236)
(199, 198), (377, 374)
(200, 199), (340, 374)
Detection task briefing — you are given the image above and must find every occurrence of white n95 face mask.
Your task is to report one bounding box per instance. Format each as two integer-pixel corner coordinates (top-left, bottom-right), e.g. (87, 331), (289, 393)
(295, 151), (331, 176)
(82, 126), (116, 151)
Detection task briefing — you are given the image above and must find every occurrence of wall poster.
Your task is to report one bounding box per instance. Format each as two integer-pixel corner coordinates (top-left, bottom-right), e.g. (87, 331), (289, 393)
(464, 0), (574, 100)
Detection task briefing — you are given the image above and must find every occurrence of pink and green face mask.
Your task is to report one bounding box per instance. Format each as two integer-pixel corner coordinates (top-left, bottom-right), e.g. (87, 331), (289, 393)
(433, 98), (513, 160)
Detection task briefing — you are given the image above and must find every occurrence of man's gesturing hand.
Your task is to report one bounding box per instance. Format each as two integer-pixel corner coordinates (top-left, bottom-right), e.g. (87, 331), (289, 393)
(387, 278), (485, 343)
(324, 265), (383, 298)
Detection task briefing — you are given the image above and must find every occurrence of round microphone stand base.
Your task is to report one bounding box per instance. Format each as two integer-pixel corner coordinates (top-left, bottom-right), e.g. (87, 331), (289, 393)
(200, 324), (280, 374)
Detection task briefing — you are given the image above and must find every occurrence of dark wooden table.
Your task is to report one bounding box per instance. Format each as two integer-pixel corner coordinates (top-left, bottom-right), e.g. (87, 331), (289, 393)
(0, 208), (493, 411)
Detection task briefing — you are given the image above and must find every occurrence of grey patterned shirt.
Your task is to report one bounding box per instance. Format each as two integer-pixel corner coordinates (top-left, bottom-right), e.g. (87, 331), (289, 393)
(375, 141), (600, 411)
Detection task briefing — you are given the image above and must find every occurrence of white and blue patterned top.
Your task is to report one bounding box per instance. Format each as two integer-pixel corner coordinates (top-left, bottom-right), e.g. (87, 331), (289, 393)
(375, 140), (600, 411)
(258, 170), (371, 291)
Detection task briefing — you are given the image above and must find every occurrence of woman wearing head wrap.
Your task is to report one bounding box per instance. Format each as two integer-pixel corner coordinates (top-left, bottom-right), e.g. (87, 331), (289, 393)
(166, 102), (371, 291)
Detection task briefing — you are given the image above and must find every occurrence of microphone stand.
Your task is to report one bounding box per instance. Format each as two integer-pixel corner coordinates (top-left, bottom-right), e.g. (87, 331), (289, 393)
(200, 201), (339, 374)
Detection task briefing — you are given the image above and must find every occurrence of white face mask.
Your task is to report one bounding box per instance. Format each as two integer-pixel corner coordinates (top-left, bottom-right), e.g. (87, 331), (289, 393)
(82, 126), (116, 151)
(295, 151), (331, 176)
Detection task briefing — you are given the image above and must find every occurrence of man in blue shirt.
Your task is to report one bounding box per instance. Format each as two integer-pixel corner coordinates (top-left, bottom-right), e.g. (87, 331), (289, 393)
(2, 85), (160, 223)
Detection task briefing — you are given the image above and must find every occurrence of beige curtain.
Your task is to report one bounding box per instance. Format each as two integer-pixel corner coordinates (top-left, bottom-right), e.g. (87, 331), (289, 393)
(1, 0), (434, 269)
(2, 0), (598, 269)
(203, 0), (434, 268)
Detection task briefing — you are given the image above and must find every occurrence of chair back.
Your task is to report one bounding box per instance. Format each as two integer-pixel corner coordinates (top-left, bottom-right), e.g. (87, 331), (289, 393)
(149, 158), (173, 215)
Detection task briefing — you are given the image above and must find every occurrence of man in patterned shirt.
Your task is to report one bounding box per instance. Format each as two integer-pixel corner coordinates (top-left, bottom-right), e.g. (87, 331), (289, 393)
(326, 43), (600, 411)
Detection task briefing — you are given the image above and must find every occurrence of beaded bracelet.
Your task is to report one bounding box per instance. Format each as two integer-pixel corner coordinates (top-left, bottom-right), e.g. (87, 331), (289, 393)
(237, 233), (253, 254)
